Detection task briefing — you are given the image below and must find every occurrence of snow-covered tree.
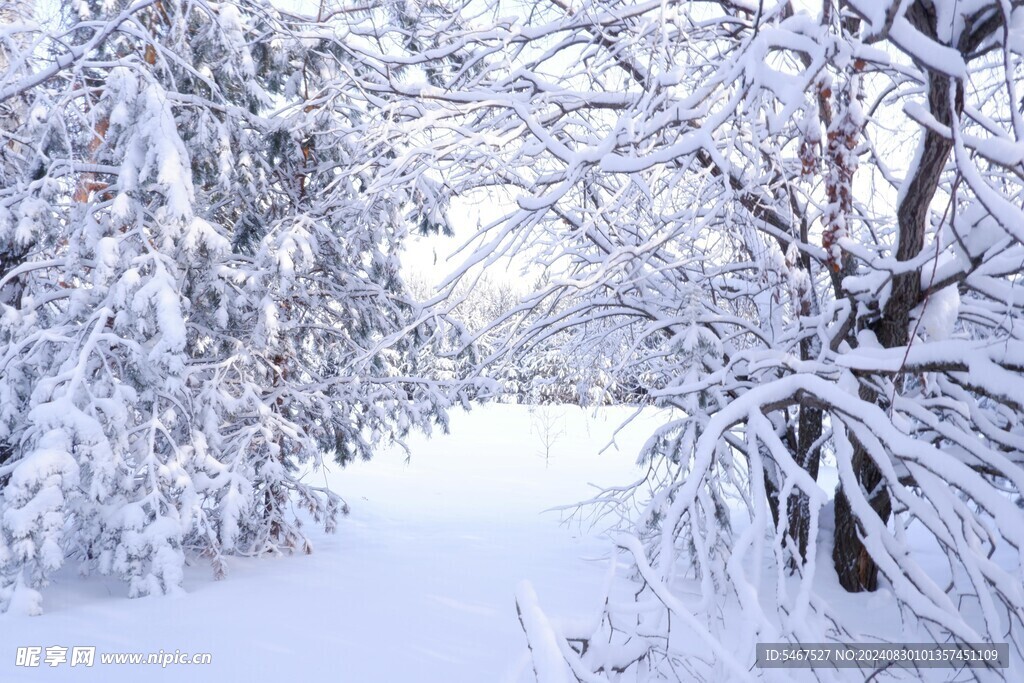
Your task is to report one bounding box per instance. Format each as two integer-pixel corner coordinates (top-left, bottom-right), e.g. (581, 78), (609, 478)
(372, 0), (1024, 678)
(0, 0), (469, 613)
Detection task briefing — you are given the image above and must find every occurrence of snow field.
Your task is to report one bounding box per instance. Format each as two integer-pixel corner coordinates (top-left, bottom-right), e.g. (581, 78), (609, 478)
(0, 405), (661, 682)
(2, 404), (1019, 681)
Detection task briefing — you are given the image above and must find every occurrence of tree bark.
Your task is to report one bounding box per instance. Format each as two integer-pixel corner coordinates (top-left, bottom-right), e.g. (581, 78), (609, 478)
(789, 401), (823, 563)
(832, 0), (966, 592)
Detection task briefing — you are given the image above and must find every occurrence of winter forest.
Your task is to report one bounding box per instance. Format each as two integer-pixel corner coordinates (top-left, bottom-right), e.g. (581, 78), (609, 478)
(1, 0), (1023, 680)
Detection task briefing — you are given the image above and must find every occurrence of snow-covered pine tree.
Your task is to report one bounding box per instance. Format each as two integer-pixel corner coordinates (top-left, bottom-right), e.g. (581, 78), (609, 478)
(0, 0), (469, 613)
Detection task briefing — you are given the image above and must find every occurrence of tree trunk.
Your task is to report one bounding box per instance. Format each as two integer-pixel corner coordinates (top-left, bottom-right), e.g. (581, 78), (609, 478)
(788, 402), (823, 563)
(832, 0), (964, 592)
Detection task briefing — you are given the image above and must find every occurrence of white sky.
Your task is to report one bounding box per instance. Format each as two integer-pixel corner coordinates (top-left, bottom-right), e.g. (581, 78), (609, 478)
(401, 188), (530, 289)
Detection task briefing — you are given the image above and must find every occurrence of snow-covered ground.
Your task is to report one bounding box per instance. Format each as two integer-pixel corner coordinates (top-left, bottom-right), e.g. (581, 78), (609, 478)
(3, 404), (1019, 682)
(0, 405), (662, 682)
